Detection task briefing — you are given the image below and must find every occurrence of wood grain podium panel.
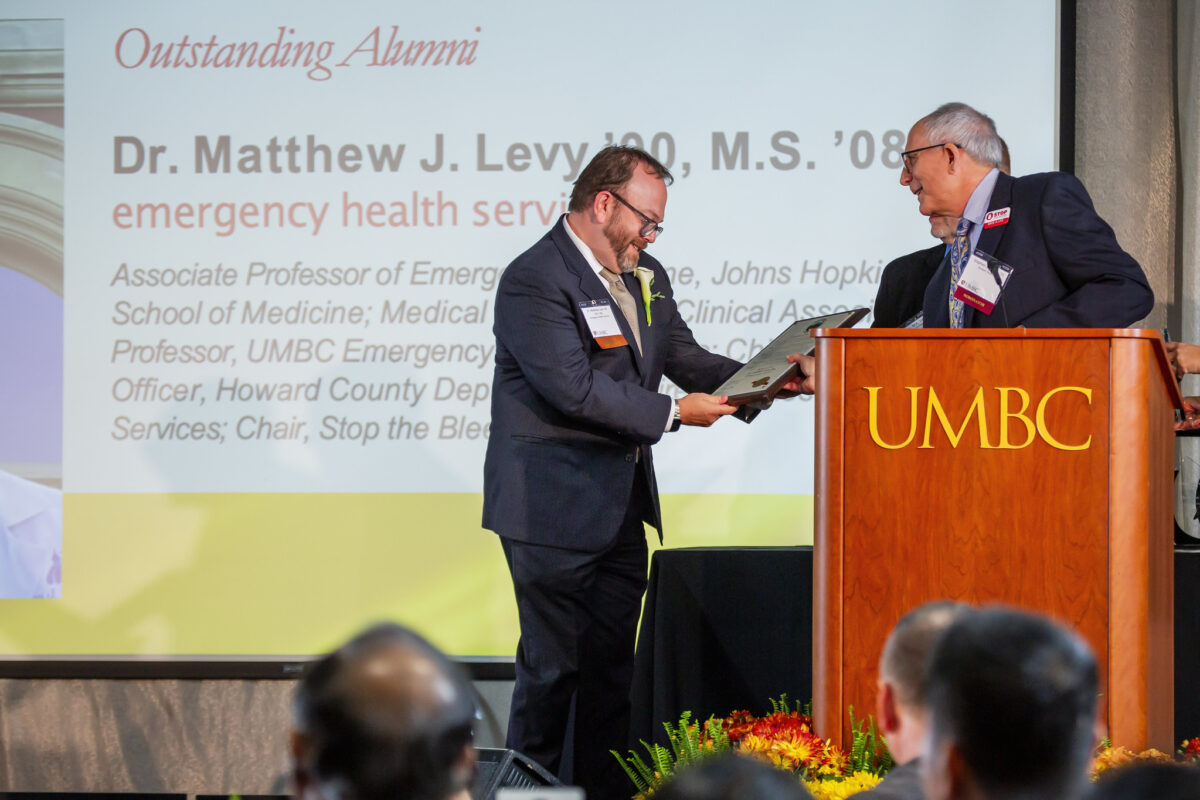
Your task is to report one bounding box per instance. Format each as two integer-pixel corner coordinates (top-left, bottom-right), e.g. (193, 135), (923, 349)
(813, 330), (1177, 750)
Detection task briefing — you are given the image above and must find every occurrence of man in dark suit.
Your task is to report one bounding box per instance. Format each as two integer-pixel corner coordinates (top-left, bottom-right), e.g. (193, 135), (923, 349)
(483, 146), (811, 798)
(899, 102), (1152, 328)
(874, 141), (1010, 328)
(872, 232), (950, 328)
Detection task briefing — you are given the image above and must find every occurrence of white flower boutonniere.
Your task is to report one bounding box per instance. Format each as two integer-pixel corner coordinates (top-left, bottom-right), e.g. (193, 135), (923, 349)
(634, 267), (665, 325)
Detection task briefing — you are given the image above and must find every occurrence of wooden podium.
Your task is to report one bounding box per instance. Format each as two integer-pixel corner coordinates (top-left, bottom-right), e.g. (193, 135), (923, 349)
(811, 329), (1181, 751)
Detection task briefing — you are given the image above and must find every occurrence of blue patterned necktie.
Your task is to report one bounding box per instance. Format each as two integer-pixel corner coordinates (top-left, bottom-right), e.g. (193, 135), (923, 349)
(948, 217), (971, 328)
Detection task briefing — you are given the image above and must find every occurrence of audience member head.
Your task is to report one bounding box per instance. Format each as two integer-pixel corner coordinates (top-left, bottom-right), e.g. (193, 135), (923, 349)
(654, 754), (811, 800)
(876, 601), (970, 764)
(900, 102), (1003, 217)
(291, 622), (477, 800)
(1090, 762), (1200, 800)
(921, 606), (1098, 800)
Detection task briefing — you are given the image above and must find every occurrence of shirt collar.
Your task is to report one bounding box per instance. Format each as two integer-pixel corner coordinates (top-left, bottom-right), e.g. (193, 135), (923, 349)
(962, 168), (1001, 228)
(562, 215), (609, 282)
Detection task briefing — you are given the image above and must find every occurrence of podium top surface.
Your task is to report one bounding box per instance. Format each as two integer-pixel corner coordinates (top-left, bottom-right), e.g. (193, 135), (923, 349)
(812, 327), (1181, 407)
(812, 327), (1161, 340)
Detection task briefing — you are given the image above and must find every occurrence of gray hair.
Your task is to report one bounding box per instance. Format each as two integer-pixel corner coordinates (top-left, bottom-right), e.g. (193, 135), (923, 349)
(921, 102), (1005, 169)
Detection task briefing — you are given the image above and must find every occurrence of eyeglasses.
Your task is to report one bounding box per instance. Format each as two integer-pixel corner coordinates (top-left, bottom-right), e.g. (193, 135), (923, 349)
(901, 142), (961, 173)
(609, 191), (664, 238)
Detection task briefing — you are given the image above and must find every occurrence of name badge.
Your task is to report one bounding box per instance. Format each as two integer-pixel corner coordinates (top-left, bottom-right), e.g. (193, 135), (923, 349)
(983, 207), (1011, 228)
(580, 300), (628, 349)
(953, 250), (1014, 315)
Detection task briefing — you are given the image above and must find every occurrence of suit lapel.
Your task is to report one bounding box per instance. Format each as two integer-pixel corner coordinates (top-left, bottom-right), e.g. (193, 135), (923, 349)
(549, 218), (646, 377)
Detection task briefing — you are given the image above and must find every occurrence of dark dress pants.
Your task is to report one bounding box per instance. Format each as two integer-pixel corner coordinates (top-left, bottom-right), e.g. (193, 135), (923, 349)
(501, 474), (650, 800)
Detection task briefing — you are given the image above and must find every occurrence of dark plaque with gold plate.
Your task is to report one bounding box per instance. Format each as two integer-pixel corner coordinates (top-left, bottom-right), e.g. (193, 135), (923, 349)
(712, 308), (869, 407)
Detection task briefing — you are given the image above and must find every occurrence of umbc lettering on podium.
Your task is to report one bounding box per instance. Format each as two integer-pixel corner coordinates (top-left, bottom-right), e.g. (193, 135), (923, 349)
(864, 385), (1094, 451)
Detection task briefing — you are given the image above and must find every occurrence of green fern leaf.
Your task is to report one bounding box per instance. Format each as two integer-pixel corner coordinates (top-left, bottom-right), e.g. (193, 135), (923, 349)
(611, 749), (650, 794)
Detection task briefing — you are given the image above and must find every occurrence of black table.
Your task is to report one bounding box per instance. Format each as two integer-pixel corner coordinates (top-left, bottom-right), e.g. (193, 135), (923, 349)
(629, 547), (813, 749)
(630, 546), (1200, 749)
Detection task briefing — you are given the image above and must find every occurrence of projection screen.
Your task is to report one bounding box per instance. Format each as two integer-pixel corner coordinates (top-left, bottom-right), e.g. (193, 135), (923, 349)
(0, 0), (1063, 662)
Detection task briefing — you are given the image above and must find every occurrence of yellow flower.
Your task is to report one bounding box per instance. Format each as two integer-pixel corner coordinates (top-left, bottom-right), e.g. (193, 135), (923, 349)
(805, 771), (882, 800)
(822, 745), (849, 775)
(738, 734), (773, 756)
(1090, 745), (1171, 779)
(773, 734), (821, 767)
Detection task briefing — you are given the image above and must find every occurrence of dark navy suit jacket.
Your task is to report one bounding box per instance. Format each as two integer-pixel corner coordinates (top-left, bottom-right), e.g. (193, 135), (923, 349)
(873, 243), (946, 328)
(922, 172), (1153, 327)
(483, 218), (741, 552)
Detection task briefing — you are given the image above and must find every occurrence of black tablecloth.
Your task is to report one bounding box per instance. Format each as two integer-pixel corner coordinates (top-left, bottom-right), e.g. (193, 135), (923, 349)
(629, 547), (813, 750)
(630, 546), (1200, 749)
(1176, 548), (1200, 740)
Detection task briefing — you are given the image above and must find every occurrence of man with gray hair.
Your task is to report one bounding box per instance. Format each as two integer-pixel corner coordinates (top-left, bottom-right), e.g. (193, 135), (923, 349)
(921, 606), (1099, 800)
(290, 622), (478, 800)
(863, 602), (969, 800)
(873, 139), (1010, 328)
(900, 102), (1151, 328)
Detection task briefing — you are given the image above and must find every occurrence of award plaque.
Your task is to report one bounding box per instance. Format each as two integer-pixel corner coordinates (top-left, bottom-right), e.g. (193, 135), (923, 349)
(713, 308), (869, 406)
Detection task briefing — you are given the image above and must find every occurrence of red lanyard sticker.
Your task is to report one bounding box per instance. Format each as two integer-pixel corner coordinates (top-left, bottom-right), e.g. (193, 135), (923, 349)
(983, 207), (1011, 229)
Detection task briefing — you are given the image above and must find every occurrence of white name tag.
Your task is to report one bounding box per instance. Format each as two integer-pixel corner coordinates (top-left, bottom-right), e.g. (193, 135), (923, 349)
(953, 250), (1013, 315)
(497, 789), (585, 800)
(580, 300), (628, 349)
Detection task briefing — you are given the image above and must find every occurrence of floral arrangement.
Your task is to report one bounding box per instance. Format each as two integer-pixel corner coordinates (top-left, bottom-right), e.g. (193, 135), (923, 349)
(616, 696), (1200, 799)
(612, 697), (892, 800)
(1090, 737), (1200, 779)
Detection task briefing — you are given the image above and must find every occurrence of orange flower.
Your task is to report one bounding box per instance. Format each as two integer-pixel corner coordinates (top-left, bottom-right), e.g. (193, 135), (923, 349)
(773, 731), (823, 768)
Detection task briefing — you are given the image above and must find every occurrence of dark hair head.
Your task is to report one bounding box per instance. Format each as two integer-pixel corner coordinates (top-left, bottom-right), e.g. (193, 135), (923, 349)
(926, 606), (1098, 800)
(880, 601), (969, 708)
(293, 622), (477, 800)
(568, 145), (673, 213)
(1090, 762), (1200, 800)
(654, 754), (810, 800)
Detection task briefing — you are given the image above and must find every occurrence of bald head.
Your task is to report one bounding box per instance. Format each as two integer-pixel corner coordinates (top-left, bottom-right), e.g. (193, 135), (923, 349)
(292, 623), (477, 800)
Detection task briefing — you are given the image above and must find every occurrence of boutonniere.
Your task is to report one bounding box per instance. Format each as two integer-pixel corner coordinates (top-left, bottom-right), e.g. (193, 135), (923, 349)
(633, 267), (665, 325)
